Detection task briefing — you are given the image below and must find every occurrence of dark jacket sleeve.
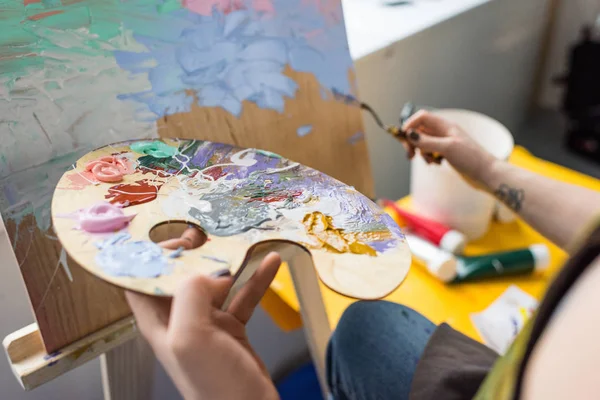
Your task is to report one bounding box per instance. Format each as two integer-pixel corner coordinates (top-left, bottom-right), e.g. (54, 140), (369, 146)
(410, 323), (498, 400)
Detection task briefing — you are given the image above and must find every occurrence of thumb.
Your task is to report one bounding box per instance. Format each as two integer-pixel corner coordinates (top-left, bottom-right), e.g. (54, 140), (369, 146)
(407, 131), (452, 154)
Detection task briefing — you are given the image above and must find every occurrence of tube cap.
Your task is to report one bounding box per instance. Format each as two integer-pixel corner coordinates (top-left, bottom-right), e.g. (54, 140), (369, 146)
(428, 255), (458, 283)
(529, 244), (551, 271)
(439, 230), (466, 255)
(405, 233), (458, 282)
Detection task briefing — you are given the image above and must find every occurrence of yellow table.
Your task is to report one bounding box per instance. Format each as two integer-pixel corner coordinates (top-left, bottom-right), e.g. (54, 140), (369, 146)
(261, 146), (600, 341)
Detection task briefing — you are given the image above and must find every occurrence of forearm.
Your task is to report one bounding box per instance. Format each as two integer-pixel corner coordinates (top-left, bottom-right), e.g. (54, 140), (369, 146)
(482, 160), (600, 250)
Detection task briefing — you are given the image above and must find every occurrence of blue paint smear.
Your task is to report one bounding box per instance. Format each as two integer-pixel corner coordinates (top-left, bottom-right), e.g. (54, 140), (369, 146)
(296, 124), (313, 137)
(201, 255), (229, 264)
(332, 88), (359, 105)
(44, 351), (61, 360)
(95, 232), (131, 250)
(169, 246), (185, 258)
(95, 234), (171, 278)
(115, 1), (355, 118)
(347, 132), (365, 145)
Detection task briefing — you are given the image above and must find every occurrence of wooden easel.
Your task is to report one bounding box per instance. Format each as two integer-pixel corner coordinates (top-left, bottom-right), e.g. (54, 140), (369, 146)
(4, 240), (332, 398)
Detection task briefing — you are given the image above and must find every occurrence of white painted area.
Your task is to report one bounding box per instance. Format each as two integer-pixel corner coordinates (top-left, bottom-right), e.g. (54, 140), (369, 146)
(342, 0), (491, 59)
(539, 0), (600, 109)
(352, 0), (552, 199)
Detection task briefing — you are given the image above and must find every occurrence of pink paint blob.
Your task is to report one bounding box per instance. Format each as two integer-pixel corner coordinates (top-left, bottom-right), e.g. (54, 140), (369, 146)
(64, 171), (98, 190)
(92, 163), (123, 182)
(61, 202), (136, 233)
(85, 155), (135, 183)
(301, 0), (342, 24)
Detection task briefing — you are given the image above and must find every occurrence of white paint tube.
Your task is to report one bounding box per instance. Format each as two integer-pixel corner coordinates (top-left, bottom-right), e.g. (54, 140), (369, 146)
(405, 233), (458, 283)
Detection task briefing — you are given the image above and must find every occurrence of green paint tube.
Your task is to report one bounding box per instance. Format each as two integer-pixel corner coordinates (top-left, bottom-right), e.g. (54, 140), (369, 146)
(453, 245), (550, 283)
(405, 233), (550, 283)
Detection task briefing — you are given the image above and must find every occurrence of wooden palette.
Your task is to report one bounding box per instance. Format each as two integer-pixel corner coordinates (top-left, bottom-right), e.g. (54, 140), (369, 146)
(52, 139), (410, 299)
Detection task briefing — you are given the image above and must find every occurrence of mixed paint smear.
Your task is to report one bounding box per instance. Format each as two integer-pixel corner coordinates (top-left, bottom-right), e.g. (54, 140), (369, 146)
(54, 139), (403, 278)
(303, 211), (377, 256)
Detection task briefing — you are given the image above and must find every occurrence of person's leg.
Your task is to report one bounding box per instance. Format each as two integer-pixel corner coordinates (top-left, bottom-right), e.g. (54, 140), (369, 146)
(327, 301), (435, 400)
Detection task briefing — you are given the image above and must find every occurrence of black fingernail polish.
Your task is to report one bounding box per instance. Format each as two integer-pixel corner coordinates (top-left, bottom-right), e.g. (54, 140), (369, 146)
(210, 269), (231, 278)
(409, 131), (420, 141)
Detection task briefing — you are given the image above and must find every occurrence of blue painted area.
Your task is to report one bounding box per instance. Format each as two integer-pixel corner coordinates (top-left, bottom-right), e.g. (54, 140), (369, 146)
(43, 351), (61, 360)
(296, 124), (313, 137)
(332, 88), (359, 105)
(169, 246), (185, 258)
(115, 1), (355, 118)
(95, 233), (172, 278)
(95, 232), (131, 250)
(346, 131), (365, 145)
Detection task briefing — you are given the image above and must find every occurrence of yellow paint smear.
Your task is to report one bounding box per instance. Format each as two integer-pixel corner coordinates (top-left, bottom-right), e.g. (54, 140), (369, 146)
(302, 211), (377, 256)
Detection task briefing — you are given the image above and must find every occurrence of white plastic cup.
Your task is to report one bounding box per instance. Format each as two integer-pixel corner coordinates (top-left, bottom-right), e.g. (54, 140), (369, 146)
(410, 109), (514, 240)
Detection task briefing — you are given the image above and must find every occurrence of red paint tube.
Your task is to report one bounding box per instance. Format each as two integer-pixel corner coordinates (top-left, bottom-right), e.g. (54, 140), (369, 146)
(380, 199), (466, 255)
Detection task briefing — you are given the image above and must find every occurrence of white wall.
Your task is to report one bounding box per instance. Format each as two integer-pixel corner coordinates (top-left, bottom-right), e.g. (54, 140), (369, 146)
(356, 0), (552, 200)
(539, 0), (600, 109)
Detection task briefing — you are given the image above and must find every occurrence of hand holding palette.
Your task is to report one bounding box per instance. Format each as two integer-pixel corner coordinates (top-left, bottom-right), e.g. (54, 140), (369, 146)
(52, 139), (410, 299)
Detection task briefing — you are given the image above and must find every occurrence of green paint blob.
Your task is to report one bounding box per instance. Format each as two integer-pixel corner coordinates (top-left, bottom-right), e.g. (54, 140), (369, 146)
(255, 150), (282, 159)
(0, 0), (171, 89)
(130, 141), (178, 158)
(157, 0), (182, 14)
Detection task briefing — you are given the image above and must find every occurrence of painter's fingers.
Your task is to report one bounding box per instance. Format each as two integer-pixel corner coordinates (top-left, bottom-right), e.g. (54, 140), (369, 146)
(401, 141), (416, 159)
(126, 291), (171, 348)
(169, 274), (233, 337)
(159, 238), (192, 250)
(227, 252), (282, 325)
(181, 227), (205, 248)
(402, 110), (453, 137)
(158, 227), (205, 250)
(407, 131), (453, 156)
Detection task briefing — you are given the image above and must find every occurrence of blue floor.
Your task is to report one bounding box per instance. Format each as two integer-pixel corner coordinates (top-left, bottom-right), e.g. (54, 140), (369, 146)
(276, 363), (324, 400)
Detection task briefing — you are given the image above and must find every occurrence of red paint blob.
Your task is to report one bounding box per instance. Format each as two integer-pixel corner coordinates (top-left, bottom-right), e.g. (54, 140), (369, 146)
(105, 180), (162, 208)
(203, 166), (227, 181)
(140, 167), (170, 178)
(27, 10), (64, 21)
(251, 189), (303, 203)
